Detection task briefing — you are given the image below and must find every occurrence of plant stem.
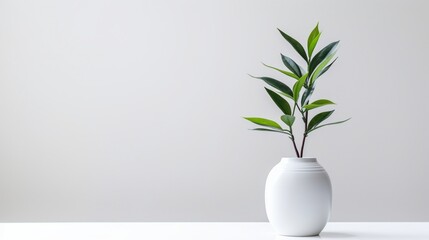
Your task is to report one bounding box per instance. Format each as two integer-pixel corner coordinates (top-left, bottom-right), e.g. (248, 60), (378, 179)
(290, 134), (300, 158)
(288, 102), (300, 157)
(295, 103), (303, 115)
(300, 134), (306, 157)
(300, 111), (309, 157)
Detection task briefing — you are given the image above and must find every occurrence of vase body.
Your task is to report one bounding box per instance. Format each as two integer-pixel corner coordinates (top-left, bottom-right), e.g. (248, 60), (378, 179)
(265, 157), (332, 236)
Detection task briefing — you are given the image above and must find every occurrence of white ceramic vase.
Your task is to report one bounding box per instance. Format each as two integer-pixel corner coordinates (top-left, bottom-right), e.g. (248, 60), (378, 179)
(265, 157), (332, 236)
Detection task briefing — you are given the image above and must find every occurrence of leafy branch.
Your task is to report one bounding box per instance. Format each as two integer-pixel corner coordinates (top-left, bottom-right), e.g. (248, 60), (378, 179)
(244, 23), (350, 158)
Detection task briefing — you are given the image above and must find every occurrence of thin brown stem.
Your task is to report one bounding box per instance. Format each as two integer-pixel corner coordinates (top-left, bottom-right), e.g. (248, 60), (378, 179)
(290, 135), (300, 158)
(300, 111), (309, 157)
(289, 103), (300, 158)
(300, 134), (306, 157)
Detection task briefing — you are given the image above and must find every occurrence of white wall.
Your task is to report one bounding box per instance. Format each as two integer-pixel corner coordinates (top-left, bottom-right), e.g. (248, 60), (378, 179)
(0, 0), (428, 221)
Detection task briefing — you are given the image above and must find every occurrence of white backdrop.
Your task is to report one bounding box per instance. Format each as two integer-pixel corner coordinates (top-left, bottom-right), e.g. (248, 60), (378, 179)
(0, 0), (428, 221)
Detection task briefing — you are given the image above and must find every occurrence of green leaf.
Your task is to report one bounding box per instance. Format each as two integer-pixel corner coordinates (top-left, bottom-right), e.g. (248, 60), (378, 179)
(277, 91), (294, 100)
(251, 128), (291, 136)
(303, 99), (335, 110)
(308, 41), (339, 76)
(244, 117), (282, 130)
(308, 33), (321, 60)
(310, 50), (337, 84)
(307, 24), (320, 58)
(301, 85), (315, 106)
(318, 58), (337, 78)
(249, 75), (293, 98)
(293, 73), (308, 102)
(307, 110), (334, 131)
(278, 28), (308, 63)
(281, 115), (295, 127)
(281, 54), (303, 77)
(265, 88), (291, 115)
(262, 63), (299, 80)
(307, 118), (351, 134)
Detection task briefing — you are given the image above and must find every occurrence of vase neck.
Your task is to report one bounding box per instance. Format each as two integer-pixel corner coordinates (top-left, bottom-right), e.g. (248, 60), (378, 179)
(281, 157), (317, 164)
(279, 157), (324, 172)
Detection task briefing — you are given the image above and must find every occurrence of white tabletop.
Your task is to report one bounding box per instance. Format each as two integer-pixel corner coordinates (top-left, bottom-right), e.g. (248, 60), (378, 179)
(0, 222), (428, 240)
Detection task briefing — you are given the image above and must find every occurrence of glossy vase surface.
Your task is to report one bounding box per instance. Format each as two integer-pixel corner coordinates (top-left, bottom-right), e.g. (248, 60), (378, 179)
(265, 157), (332, 236)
